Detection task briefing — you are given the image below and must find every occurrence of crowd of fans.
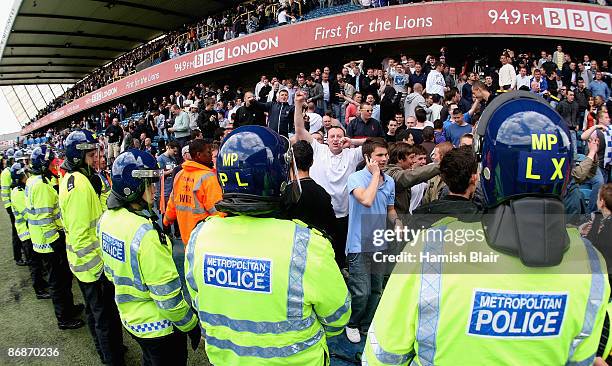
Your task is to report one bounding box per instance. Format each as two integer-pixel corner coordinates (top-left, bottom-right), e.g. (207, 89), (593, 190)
(29, 0), (609, 124)
(22, 44), (612, 221)
(15, 42), (612, 353)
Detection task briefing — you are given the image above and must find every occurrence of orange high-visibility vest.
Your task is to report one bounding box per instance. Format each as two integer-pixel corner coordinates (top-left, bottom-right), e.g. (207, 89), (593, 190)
(163, 160), (225, 245)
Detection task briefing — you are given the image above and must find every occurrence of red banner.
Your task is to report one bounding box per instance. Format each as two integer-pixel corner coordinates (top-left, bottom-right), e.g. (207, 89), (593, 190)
(22, 0), (612, 134)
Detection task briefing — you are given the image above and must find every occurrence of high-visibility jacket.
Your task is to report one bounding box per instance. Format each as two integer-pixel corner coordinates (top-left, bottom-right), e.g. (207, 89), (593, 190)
(186, 216), (351, 365)
(99, 207), (198, 339)
(10, 186), (30, 241)
(363, 218), (610, 366)
(59, 171), (104, 283)
(99, 171), (111, 211)
(163, 161), (224, 245)
(24, 175), (63, 253)
(1, 167), (12, 208)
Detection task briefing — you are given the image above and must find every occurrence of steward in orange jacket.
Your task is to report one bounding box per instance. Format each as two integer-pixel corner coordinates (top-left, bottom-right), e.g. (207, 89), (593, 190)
(163, 140), (224, 245)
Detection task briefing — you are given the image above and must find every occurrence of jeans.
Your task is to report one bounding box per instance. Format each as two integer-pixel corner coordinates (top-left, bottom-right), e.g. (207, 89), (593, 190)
(132, 328), (187, 366)
(583, 167), (605, 213)
(347, 252), (384, 332)
(569, 129), (578, 161)
(78, 277), (125, 365)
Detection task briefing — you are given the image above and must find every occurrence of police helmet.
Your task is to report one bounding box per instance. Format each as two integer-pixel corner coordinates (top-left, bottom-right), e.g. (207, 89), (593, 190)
(30, 145), (55, 175)
(64, 129), (98, 168)
(10, 162), (28, 182)
(216, 126), (290, 199)
(13, 149), (27, 162)
(5, 148), (15, 160)
(111, 149), (162, 202)
(477, 91), (572, 207)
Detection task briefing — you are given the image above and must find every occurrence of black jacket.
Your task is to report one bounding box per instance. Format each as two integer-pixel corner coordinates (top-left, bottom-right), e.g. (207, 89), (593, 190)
(410, 195), (482, 229)
(196, 109), (218, 139)
(556, 99), (579, 128)
(234, 104), (266, 127)
(574, 87), (591, 113)
(252, 100), (295, 137)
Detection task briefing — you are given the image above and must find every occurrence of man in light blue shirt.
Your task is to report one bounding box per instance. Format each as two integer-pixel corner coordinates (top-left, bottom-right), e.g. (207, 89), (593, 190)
(589, 71), (610, 100)
(345, 138), (398, 344)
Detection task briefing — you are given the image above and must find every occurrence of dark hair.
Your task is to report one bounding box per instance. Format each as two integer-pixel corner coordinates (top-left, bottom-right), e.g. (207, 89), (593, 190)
(600, 183), (612, 212)
(433, 119), (443, 130)
(431, 94), (441, 104)
(389, 142), (412, 164)
(306, 76), (314, 82)
(422, 126), (434, 142)
(189, 138), (211, 156)
(166, 141), (179, 150)
(410, 144), (427, 156)
(452, 108), (463, 116)
(415, 108), (427, 123)
(396, 129), (413, 143)
(440, 146), (478, 194)
(292, 140), (313, 171)
(363, 137), (388, 158)
(190, 130), (203, 140)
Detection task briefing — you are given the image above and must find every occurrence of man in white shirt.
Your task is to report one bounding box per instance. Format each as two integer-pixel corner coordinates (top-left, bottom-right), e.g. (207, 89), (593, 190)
(254, 75), (267, 99)
(425, 62), (446, 98)
(516, 67), (531, 90)
(305, 102), (323, 133)
(293, 91), (365, 269)
(498, 52), (517, 90)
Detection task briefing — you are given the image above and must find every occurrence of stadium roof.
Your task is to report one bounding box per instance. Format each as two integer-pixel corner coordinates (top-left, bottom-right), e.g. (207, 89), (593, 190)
(0, 0), (240, 86)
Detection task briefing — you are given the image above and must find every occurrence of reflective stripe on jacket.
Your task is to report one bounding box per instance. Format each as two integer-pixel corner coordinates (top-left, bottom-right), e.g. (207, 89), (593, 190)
(10, 187), (30, 241)
(363, 219), (610, 366)
(1, 168), (12, 208)
(163, 160), (224, 245)
(59, 171), (104, 283)
(99, 207), (197, 338)
(186, 216), (350, 365)
(25, 175), (62, 253)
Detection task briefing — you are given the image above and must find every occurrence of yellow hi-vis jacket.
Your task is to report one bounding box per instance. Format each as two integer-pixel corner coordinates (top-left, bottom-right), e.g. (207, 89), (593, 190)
(59, 171), (104, 283)
(1, 167), (12, 208)
(99, 207), (197, 338)
(363, 218), (610, 366)
(25, 175), (63, 253)
(10, 186), (30, 241)
(186, 216), (351, 365)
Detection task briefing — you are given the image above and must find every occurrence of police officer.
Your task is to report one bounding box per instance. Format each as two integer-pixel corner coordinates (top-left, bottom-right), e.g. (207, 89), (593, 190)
(59, 130), (124, 365)
(25, 145), (84, 330)
(98, 149), (199, 365)
(363, 91), (610, 365)
(186, 126), (351, 365)
(10, 161), (49, 299)
(2, 148), (25, 266)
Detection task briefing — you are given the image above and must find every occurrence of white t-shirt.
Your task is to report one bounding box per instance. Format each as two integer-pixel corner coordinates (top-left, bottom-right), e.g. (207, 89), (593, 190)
(516, 74), (531, 90)
(409, 182), (427, 213)
(278, 10), (288, 24)
(309, 140), (363, 218)
(306, 112), (323, 133)
(322, 81), (330, 102)
(425, 70), (445, 97)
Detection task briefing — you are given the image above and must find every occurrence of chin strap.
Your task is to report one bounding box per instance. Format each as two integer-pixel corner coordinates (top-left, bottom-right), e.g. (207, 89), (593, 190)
(216, 194), (283, 217)
(483, 197), (570, 267)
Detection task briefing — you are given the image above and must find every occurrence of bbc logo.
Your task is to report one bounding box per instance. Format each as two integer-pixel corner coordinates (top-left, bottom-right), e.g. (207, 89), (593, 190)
(194, 48), (226, 68)
(543, 8), (611, 34)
